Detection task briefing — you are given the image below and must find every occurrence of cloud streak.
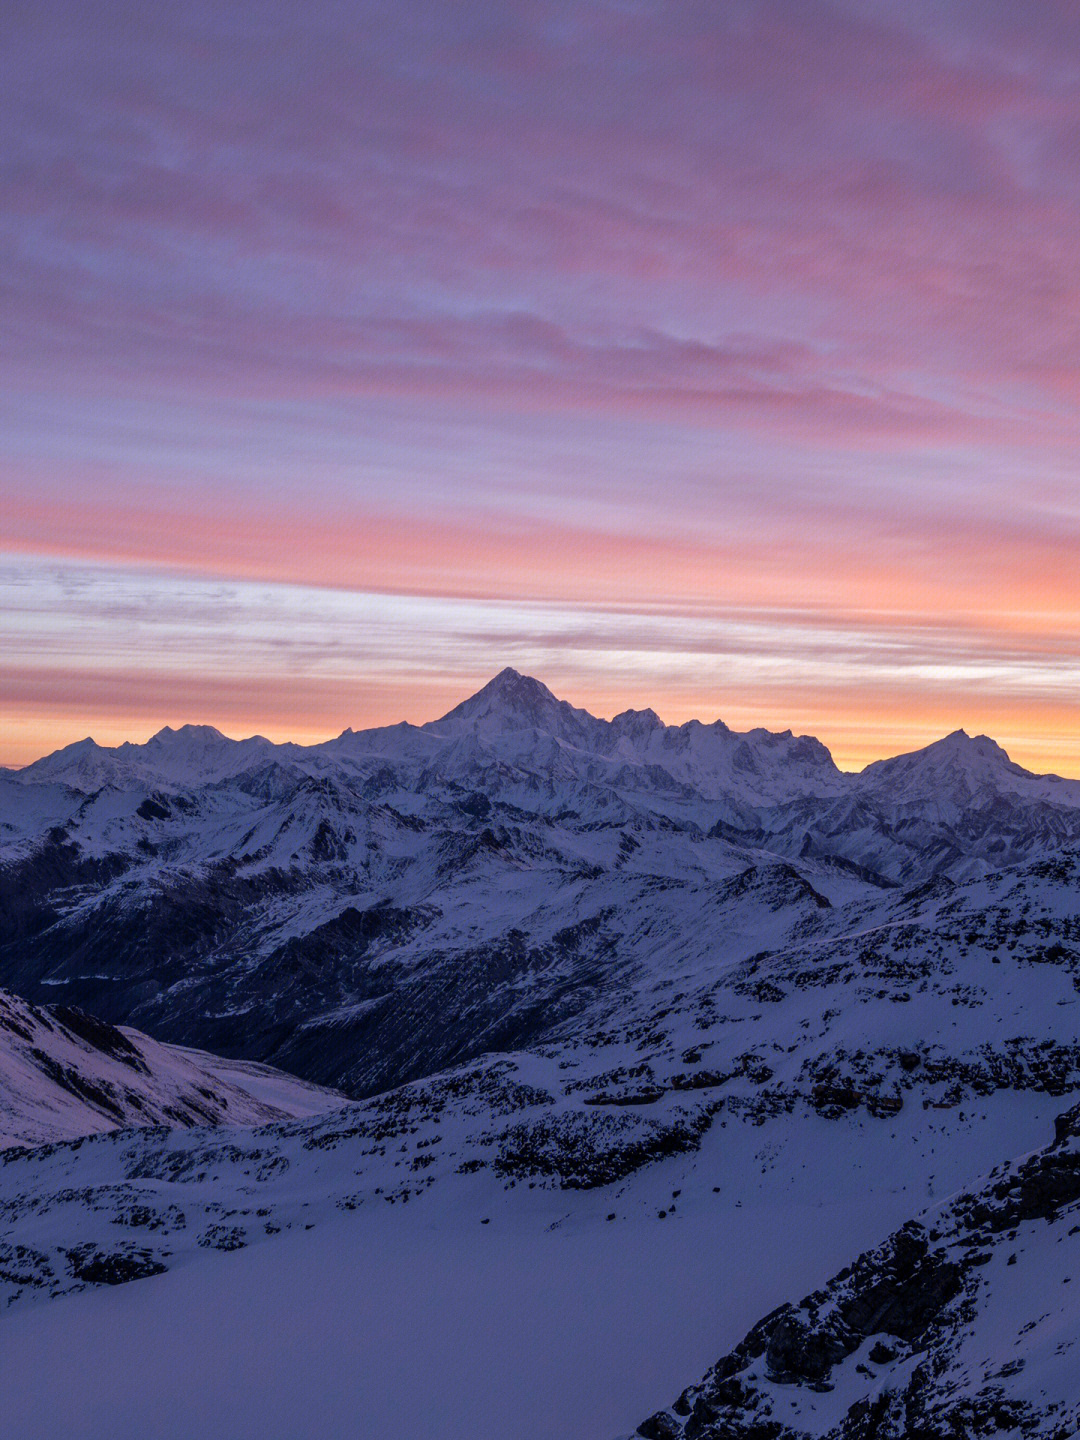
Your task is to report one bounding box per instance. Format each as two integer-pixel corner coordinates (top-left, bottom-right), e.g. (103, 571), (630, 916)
(3, 3), (1080, 767)
(6, 557), (1080, 773)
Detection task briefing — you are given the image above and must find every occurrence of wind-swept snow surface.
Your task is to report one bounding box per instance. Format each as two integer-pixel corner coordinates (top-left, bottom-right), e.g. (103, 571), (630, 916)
(0, 1200), (943, 1440)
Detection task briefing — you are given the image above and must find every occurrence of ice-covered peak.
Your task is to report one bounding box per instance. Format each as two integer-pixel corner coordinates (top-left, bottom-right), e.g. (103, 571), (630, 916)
(610, 706), (664, 736)
(429, 668), (597, 743)
(18, 725), (272, 793)
(133, 724), (245, 770)
(446, 667), (558, 715)
(144, 723), (230, 748)
(863, 729), (1013, 783)
(928, 728), (1003, 756)
(28, 736), (99, 761)
(17, 736), (119, 791)
(856, 727), (1080, 809)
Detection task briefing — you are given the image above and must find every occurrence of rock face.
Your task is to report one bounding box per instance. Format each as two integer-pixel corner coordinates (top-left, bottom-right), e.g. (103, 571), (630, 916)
(635, 1104), (1080, 1440)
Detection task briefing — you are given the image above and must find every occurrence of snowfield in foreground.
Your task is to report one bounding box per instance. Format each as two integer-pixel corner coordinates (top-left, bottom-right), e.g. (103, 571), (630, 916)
(1, 1040), (1075, 1439)
(3, 1086), (1071, 1440)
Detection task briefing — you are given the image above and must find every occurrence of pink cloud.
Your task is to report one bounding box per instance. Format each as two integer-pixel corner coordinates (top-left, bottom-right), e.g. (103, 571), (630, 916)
(4, 1), (1080, 769)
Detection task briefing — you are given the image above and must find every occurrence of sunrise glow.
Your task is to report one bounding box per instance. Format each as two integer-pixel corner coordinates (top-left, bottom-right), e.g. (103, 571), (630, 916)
(4, 2), (1080, 769)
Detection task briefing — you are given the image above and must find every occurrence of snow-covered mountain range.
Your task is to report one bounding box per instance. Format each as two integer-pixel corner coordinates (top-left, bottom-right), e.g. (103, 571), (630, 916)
(6, 669), (1080, 1099)
(5, 671), (1080, 1437)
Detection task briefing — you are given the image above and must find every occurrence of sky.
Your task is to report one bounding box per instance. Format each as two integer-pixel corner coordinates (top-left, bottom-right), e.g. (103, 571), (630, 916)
(3, 0), (1080, 771)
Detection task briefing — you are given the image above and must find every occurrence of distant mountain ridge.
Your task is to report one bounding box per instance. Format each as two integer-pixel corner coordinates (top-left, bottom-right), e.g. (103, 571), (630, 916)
(16, 667), (1078, 812)
(16, 666), (848, 807)
(5, 669), (1080, 1103)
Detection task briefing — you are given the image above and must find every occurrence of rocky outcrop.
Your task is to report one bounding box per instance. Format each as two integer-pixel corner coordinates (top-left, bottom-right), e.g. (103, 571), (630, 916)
(635, 1106), (1080, 1440)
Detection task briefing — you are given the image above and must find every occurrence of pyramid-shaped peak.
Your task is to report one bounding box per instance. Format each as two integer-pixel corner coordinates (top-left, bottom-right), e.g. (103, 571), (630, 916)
(937, 728), (974, 747)
(16, 734), (115, 790)
(431, 669), (597, 737)
(487, 667), (556, 699)
(20, 735), (98, 766)
(445, 669), (559, 714)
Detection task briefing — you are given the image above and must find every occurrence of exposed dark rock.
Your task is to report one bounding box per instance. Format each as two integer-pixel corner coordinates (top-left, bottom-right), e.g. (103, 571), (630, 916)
(65, 1242), (167, 1286)
(489, 1108), (712, 1188)
(50, 1004), (147, 1069)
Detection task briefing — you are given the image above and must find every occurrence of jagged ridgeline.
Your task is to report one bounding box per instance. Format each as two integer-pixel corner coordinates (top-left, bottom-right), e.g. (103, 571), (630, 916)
(5, 670), (1080, 1104)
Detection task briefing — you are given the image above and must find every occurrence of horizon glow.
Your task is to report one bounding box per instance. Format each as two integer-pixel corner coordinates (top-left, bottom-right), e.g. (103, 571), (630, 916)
(4, 2), (1080, 772)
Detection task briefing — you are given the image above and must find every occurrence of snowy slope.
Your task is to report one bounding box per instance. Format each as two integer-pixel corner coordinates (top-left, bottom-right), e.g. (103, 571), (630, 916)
(633, 1099), (1080, 1440)
(0, 1045), (1072, 1439)
(0, 989), (344, 1149)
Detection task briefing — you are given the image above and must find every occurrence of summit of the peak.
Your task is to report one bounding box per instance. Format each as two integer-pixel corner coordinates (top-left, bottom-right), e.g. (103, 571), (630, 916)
(438, 669), (559, 716)
(19, 735), (100, 767)
(933, 728), (996, 755)
(147, 724), (229, 744)
(853, 727), (1050, 812)
(429, 668), (597, 738)
(863, 728), (1010, 772)
(482, 667), (556, 700)
(920, 729), (1010, 763)
(611, 706), (663, 729)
